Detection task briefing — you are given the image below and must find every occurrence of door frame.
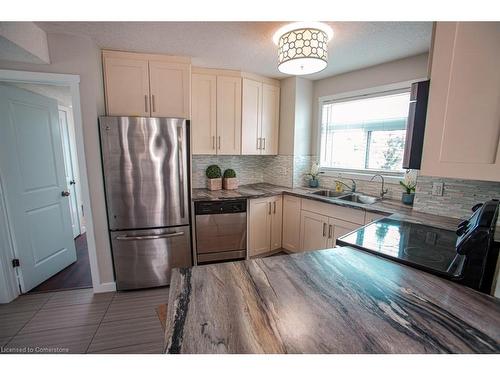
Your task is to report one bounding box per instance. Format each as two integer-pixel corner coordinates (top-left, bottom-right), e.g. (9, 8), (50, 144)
(58, 104), (85, 237)
(0, 69), (103, 302)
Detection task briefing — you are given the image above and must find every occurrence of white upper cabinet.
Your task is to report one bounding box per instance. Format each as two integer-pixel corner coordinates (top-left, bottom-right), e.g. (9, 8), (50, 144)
(217, 75), (242, 155)
(191, 69), (242, 155)
(103, 55), (150, 116)
(241, 78), (262, 155)
(103, 50), (191, 118)
(421, 22), (500, 181)
(261, 84), (280, 155)
(191, 73), (217, 154)
(149, 61), (190, 118)
(241, 77), (280, 155)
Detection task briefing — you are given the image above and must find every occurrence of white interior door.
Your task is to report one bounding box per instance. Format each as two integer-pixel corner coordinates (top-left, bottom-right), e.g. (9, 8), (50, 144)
(0, 84), (77, 292)
(59, 107), (81, 238)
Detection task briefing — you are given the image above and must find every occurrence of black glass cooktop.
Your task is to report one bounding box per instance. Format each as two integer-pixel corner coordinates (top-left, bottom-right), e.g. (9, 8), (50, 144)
(337, 218), (465, 278)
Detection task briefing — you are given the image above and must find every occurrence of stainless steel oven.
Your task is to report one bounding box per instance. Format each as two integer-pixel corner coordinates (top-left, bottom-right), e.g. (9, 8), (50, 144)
(195, 200), (247, 263)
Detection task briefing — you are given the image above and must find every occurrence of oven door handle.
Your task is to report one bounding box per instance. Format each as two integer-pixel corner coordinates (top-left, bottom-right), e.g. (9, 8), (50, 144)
(115, 232), (184, 241)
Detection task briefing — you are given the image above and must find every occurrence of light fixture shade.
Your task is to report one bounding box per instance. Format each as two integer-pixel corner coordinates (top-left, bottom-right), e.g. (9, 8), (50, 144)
(277, 27), (330, 75)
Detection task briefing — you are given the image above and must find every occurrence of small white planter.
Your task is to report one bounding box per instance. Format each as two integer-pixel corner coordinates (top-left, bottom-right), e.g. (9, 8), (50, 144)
(223, 178), (238, 190)
(207, 178), (222, 191)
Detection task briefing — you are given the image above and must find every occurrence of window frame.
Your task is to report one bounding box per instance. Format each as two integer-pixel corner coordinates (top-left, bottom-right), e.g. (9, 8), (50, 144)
(316, 81), (419, 181)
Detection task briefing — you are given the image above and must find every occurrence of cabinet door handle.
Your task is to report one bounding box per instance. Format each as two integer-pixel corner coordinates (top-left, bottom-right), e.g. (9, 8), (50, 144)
(328, 224), (333, 239)
(323, 223), (327, 237)
(152, 94), (156, 113)
(257, 137), (261, 150)
(212, 135), (216, 149)
(273, 201), (276, 214)
(268, 202), (271, 215)
(218, 136), (221, 150)
(144, 95), (149, 113)
(262, 137), (266, 150)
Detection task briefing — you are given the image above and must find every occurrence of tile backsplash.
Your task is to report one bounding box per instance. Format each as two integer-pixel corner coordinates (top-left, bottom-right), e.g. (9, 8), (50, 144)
(413, 176), (500, 219)
(192, 155), (500, 220)
(262, 155), (294, 188)
(191, 155), (268, 188)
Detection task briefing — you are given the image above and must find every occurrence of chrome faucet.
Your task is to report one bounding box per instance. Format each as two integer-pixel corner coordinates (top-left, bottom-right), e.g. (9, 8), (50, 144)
(370, 174), (389, 199)
(334, 179), (357, 193)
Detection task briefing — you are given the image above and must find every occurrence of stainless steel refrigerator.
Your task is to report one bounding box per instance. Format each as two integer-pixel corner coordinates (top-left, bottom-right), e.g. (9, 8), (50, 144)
(99, 116), (192, 290)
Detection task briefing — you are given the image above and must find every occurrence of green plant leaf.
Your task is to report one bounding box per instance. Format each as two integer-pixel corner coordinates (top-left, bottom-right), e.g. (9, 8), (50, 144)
(206, 165), (222, 179)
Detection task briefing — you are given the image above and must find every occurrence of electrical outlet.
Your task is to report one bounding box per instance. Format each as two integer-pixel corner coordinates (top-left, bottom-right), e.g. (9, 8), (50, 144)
(432, 182), (444, 196)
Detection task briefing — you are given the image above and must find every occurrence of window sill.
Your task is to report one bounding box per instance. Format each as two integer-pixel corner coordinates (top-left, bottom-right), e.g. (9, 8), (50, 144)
(319, 168), (403, 184)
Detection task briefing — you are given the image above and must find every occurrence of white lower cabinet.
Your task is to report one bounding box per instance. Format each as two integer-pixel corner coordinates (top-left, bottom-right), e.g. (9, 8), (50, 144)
(329, 217), (361, 245)
(253, 195), (387, 255)
(270, 196), (283, 251)
(299, 199), (367, 252)
(248, 196), (282, 257)
(282, 195), (302, 252)
(300, 210), (330, 251)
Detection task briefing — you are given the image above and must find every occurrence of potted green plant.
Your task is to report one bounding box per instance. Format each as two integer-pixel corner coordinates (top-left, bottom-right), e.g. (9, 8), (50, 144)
(306, 163), (323, 188)
(223, 168), (238, 190)
(206, 165), (222, 191)
(399, 172), (417, 205)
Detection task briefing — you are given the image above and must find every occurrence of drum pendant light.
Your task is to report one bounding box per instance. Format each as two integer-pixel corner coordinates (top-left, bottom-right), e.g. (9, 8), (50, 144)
(273, 22), (333, 75)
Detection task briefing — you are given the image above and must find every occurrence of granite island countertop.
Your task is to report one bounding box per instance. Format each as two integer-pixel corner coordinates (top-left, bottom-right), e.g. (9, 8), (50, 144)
(192, 183), (461, 230)
(164, 247), (500, 354)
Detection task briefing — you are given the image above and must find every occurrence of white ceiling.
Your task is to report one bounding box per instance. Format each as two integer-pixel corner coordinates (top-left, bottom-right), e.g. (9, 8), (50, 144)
(38, 22), (432, 80)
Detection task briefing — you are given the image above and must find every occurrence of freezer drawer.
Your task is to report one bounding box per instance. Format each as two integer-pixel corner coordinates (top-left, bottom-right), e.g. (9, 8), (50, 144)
(110, 226), (192, 290)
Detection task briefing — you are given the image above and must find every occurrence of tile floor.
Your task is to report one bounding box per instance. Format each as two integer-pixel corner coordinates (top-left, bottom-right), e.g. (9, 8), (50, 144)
(0, 287), (168, 354)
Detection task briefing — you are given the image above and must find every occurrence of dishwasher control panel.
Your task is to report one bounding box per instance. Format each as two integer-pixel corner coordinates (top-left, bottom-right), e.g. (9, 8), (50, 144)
(195, 200), (247, 215)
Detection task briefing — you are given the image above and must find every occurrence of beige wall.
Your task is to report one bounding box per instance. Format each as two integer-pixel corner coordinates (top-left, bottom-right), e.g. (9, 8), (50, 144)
(294, 77), (313, 156)
(0, 32), (114, 285)
(311, 53), (429, 154)
(278, 76), (313, 156)
(278, 77), (296, 156)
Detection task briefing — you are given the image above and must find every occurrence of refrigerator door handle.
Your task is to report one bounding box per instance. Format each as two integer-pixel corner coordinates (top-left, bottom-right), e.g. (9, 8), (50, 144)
(115, 232), (185, 241)
(177, 125), (186, 219)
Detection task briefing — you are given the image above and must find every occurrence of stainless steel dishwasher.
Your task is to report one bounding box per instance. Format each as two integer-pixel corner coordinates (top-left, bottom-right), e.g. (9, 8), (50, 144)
(195, 199), (247, 263)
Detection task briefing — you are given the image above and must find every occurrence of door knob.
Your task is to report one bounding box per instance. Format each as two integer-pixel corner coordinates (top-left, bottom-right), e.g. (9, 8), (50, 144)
(61, 191), (71, 197)
(69, 180), (76, 185)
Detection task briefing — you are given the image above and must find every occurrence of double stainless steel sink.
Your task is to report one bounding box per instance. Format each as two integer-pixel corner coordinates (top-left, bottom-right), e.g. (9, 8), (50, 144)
(310, 190), (379, 205)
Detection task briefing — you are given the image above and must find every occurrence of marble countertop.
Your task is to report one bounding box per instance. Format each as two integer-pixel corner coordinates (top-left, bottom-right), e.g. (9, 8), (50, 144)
(164, 247), (500, 354)
(192, 183), (460, 231)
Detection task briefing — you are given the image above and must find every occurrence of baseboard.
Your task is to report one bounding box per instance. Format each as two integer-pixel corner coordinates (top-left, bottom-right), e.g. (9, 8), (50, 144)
(93, 281), (116, 293)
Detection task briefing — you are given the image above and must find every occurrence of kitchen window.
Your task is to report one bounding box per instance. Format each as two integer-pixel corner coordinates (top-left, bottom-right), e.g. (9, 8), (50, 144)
(319, 90), (411, 174)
